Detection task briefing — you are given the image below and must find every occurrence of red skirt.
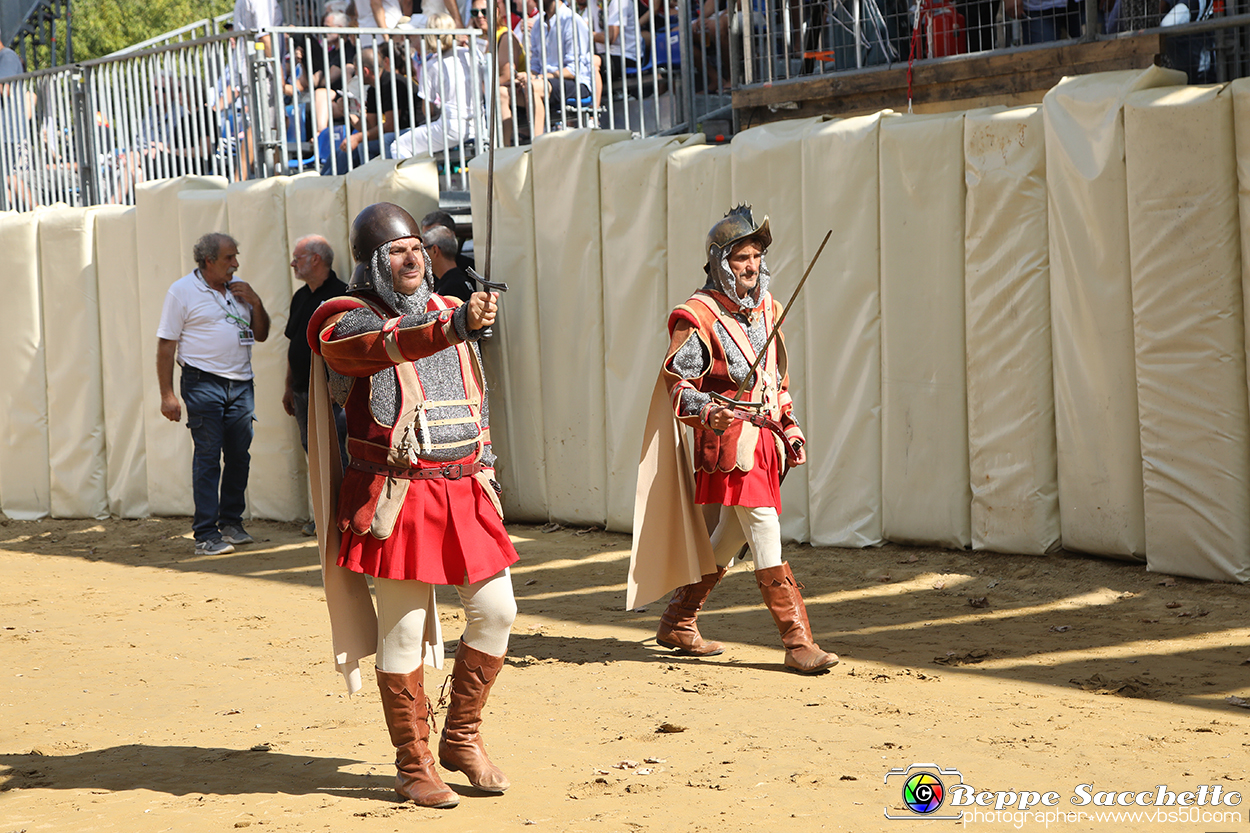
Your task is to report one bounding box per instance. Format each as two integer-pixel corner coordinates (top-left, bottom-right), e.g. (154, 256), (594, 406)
(337, 466), (519, 585)
(695, 433), (782, 509)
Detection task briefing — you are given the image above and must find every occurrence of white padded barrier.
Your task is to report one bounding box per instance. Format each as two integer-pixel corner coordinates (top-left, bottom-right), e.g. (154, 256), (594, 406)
(879, 112), (971, 549)
(600, 135), (696, 533)
(95, 206), (149, 518)
(0, 209), (50, 519)
(731, 118), (825, 544)
(226, 177), (305, 522)
(801, 114), (887, 547)
(345, 157), (401, 220)
(665, 141), (728, 312)
(1042, 67), (1183, 559)
(963, 106), (1061, 554)
(467, 148), (549, 521)
(139, 176), (228, 517)
(529, 129), (632, 526)
(377, 157), (440, 226)
(1125, 84), (1250, 583)
(284, 173), (351, 294)
(39, 207), (108, 519)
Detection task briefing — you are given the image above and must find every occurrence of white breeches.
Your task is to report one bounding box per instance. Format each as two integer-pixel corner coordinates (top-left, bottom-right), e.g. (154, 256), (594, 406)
(374, 568), (516, 673)
(709, 505), (783, 570)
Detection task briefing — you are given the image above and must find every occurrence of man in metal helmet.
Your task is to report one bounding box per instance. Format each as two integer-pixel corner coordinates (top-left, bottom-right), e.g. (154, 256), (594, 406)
(628, 205), (838, 675)
(306, 202), (517, 807)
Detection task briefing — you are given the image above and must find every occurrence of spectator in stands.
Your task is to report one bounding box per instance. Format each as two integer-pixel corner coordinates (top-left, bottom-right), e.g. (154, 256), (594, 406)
(306, 10), (358, 133)
(424, 225), (476, 300)
(594, 0), (641, 95)
(0, 42), (24, 80)
(233, 0), (283, 57)
(519, 0), (595, 128)
(469, 0), (541, 144)
(390, 14), (482, 159)
(322, 46), (423, 174)
(1016, 0), (1085, 43)
(691, 0), (731, 93)
(284, 235), (350, 535)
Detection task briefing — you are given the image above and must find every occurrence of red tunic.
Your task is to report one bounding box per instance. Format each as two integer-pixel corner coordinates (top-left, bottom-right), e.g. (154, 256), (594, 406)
(309, 293), (518, 585)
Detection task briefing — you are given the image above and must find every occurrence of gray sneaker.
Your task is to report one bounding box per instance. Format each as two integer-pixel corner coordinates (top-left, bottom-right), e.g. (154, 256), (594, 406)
(301, 520), (316, 536)
(220, 525), (255, 545)
(195, 537), (235, 556)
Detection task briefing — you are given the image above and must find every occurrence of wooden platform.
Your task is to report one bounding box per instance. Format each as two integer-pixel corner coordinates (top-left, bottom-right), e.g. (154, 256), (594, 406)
(732, 33), (1166, 124)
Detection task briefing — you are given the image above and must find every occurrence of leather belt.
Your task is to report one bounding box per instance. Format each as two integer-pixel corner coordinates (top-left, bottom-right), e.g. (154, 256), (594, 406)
(349, 460), (484, 480)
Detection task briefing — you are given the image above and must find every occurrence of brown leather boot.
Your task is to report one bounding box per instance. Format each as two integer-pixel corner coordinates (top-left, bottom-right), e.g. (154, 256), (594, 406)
(375, 667), (460, 808)
(655, 567), (728, 656)
(756, 562), (839, 674)
(438, 642), (510, 793)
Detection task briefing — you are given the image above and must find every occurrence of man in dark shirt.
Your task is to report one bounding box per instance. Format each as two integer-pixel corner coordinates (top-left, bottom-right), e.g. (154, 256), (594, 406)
(424, 225), (476, 301)
(321, 47), (425, 174)
(284, 235), (350, 533)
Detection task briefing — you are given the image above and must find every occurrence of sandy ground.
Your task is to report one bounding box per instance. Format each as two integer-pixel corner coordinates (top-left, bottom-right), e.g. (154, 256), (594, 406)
(1, 516), (1248, 833)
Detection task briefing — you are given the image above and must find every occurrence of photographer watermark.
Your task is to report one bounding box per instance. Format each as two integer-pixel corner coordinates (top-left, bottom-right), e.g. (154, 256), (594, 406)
(884, 763), (1242, 824)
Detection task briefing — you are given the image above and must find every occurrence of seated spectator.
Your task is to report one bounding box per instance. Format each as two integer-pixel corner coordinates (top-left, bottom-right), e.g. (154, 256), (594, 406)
(390, 14), (482, 159)
(468, 0), (546, 144)
(322, 46), (423, 174)
(424, 225), (476, 300)
(691, 0), (731, 93)
(595, 0), (641, 96)
(518, 0), (595, 129)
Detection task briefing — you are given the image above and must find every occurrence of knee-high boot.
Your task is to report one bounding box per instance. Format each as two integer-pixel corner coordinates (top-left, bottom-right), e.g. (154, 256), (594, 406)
(375, 666), (460, 808)
(438, 642), (510, 793)
(756, 562), (839, 674)
(655, 566), (728, 656)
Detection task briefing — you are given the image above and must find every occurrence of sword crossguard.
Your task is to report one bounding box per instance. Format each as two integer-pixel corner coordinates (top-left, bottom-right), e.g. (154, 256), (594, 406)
(466, 266), (509, 293)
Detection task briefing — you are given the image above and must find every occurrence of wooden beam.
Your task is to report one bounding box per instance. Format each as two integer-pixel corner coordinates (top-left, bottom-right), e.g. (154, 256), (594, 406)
(732, 33), (1165, 118)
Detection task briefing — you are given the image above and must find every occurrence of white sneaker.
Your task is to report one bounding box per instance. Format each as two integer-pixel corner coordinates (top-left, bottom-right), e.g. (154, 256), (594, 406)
(195, 538), (235, 556)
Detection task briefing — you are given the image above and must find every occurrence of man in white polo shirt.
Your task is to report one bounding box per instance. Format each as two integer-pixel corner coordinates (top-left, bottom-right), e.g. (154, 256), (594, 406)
(157, 232), (271, 555)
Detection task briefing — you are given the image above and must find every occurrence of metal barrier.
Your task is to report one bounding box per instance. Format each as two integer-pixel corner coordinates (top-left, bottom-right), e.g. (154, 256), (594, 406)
(1, 3), (723, 210)
(737, 0), (1243, 86)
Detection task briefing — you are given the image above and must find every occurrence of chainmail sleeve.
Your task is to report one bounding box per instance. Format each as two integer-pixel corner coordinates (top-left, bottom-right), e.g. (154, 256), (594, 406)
(667, 332), (712, 418)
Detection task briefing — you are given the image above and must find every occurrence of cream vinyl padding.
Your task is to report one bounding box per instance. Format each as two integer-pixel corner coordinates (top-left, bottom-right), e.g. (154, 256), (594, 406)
(1125, 84), (1250, 584)
(879, 112), (971, 549)
(226, 178), (306, 522)
(665, 141), (729, 311)
(39, 207), (108, 519)
(801, 113), (887, 547)
(466, 147), (549, 522)
(601, 135), (697, 532)
(731, 117), (824, 544)
(963, 106), (1061, 555)
(1042, 67), (1183, 559)
(139, 176), (227, 517)
(284, 173), (350, 297)
(380, 157), (440, 225)
(95, 206), (149, 518)
(529, 129), (632, 525)
(345, 156), (401, 220)
(0, 209), (50, 519)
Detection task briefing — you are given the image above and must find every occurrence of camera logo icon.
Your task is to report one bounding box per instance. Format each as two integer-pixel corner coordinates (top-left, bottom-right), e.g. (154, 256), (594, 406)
(884, 763), (965, 820)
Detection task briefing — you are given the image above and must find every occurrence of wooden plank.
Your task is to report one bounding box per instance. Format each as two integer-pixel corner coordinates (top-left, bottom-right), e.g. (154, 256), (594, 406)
(732, 34), (1164, 110)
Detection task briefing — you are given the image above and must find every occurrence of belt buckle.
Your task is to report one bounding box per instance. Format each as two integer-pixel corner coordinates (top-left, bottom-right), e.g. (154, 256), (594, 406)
(441, 463), (464, 480)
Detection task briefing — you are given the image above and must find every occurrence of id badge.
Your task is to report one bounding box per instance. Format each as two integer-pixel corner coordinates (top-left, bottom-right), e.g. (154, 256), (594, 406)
(238, 328), (256, 346)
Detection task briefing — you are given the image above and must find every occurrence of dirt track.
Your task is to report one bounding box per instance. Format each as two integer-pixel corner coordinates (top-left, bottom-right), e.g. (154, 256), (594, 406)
(1, 517), (1247, 832)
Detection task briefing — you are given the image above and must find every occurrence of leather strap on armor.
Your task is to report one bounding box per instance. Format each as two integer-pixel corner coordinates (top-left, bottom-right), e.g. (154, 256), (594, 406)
(350, 460), (486, 480)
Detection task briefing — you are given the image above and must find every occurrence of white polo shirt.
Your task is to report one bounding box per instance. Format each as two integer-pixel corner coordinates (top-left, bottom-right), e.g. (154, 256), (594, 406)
(157, 270), (256, 381)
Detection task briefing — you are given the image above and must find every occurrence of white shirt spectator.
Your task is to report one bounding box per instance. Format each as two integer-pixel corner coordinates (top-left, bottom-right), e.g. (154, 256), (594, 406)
(604, 0), (638, 60)
(390, 45), (482, 157)
(233, 0), (283, 30)
(528, 1), (594, 90)
(157, 271), (256, 380)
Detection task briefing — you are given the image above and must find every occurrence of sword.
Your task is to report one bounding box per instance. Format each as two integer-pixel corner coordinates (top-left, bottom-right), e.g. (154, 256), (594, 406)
(730, 228), (832, 402)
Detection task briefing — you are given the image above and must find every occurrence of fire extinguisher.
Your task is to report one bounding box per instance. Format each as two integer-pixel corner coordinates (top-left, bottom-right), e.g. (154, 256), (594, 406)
(922, 0), (966, 58)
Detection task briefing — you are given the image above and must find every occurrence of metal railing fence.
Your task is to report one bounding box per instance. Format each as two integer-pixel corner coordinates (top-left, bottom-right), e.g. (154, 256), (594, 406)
(737, 0), (1246, 86)
(1, 2), (719, 211)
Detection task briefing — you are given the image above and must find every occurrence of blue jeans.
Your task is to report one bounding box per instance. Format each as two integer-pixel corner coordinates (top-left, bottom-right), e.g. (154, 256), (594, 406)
(181, 365), (255, 542)
(292, 389), (350, 469)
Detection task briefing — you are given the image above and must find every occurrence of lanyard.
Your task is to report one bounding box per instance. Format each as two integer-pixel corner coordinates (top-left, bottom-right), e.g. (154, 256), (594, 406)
(197, 270), (251, 331)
